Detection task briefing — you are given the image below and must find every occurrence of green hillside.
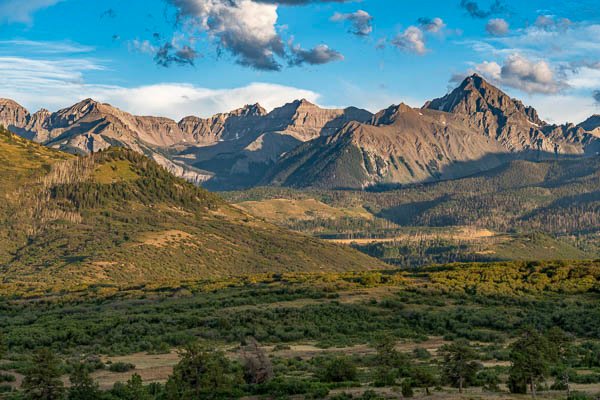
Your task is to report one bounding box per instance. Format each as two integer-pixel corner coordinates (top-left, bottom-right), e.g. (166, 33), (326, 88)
(0, 126), (384, 296)
(223, 158), (600, 266)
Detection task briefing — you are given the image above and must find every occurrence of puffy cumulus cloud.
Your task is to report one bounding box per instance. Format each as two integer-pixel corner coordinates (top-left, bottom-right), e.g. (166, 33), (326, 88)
(471, 54), (565, 94)
(534, 15), (572, 31)
(391, 26), (427, 55)
(169, 0), (284, 70)
(331, 10), (373, 37)
(0, 0), (62, 24)
(166, 0), (344, 70)
(0, 55), (322, 120)
(389, 17), (458, 55)
(486, 18), (509, 36)
(289, 44), (344, 66)
(460, 0), (505, 19)
(418, 17), (446, 33)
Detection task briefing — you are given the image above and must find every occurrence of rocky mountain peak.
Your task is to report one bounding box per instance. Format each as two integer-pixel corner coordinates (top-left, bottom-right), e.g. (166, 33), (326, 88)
(371, 103), (416, 126)
(230, 103), (267, 117)
(0, 98), (30, 130)
(427, 74), (510, 113)
(425, 74), (544, 126)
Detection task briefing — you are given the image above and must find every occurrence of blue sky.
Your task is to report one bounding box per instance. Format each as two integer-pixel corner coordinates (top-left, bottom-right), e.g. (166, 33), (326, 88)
(1, 0), (600, 123)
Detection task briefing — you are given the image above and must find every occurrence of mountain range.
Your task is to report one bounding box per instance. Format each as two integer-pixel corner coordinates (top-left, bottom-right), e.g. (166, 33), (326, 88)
(2, 74), (600, 190)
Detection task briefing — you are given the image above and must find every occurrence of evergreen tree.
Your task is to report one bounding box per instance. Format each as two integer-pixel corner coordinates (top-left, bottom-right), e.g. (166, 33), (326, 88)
(125, 374), (150, 400)
(372, 336), (409, 387)
(164, 344), (242, 400)
(410, 365), (438, 395)
(547, 328), (576, 397)
(509, 328), (551, 399)
(0, 331), (6, 360)
(68, 362), (101, 400)
(439, 340), (480, 393)
(22, 349), (65, 400)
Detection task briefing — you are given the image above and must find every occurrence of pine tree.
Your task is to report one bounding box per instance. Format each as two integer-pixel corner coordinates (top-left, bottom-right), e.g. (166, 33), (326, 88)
(68, 362), (101, 400)
(439, 340), (480, 393)
(22, 349), (65, 400)
(509, 328), (551, 399)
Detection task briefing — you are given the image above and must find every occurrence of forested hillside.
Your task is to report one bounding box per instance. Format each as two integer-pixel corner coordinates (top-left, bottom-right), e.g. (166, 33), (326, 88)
(0, 126), (384, 296)
(225, 157), (600, 266)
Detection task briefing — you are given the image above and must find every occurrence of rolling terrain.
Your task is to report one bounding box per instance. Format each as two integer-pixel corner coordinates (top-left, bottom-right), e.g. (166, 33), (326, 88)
(0, 126), (384, 296)
(224, 155), (600, 266)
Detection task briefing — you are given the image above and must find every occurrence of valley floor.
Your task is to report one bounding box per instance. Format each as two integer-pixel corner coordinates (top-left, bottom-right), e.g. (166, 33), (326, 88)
(1, 261), (600, 399)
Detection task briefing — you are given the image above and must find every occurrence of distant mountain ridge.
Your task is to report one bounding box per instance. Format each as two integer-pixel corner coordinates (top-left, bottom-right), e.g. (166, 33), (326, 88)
(0, 97), (373, 188)
(263, 75), (600, 189)
(1, 74), (599, 190)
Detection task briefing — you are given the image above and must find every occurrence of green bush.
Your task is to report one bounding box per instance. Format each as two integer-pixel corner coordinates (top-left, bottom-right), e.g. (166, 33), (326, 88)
(401, 379), (414, 397)
(108, 362), (136, 373)
(319, 356), (358, 383)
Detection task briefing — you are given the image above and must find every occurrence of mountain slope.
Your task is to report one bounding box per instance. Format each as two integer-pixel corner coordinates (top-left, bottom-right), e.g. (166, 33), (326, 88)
(0, 98), (373, 190)
(0, 127), (384, 296)
(262, 76), (600, 189)
(174, 99), (374, 189)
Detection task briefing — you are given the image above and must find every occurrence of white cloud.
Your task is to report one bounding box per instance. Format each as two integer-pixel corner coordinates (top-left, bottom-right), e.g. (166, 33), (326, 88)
(391, 26), (427, 55)
(289, 44), (344, 66)
(470, 54), (564, 94)
(331, 10), (373, 36)
(486, 18), (509, 36)
(500, 54), (560, 93)
(168, 0), (284, 70)
(563, 66), (600, 90)
(92, 83), (320, 120)
(486, 21), (600, 59)
(0, 55), (320, 120)
(418, 17), (446, 34)
(166, 0), (343, 70)
(0, 56), (107, 109)
(0, 0), (62, 24)
(523, 94), (597, 124)
(474, 60), (502, 80)
(0, 39), (93, 54)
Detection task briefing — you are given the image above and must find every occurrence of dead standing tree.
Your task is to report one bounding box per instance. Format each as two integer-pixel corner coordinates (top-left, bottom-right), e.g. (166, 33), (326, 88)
(241, 337), (274, 385)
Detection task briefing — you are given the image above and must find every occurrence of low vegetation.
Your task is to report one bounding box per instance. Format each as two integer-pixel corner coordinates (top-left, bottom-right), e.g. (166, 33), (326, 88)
(0, 260), (599, 399)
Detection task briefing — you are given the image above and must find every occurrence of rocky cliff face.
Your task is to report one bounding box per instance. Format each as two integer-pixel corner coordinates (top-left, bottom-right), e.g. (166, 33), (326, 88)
(0, 97), (373, 188)
(2, 75), (599, 190)
(263, 76), (600, 189)
(0, 98), (211, 182)
(262, 99), (373, 141)
(171, 100), (373, 189)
